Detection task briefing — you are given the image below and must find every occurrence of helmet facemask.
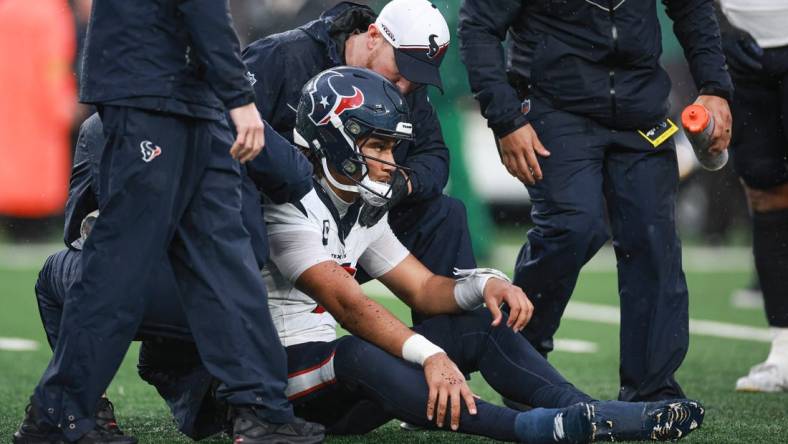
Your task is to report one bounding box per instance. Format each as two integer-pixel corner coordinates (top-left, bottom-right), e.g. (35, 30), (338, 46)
(320, 116), (412, 207)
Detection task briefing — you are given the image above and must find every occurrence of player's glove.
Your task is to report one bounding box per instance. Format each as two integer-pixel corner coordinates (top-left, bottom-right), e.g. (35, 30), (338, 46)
(358, 171), (409, 228)
(721, 26), (763, 74)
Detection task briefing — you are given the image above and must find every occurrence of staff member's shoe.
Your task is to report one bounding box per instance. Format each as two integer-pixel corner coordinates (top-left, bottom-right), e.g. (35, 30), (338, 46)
(95, 398), (127, 437)
(13, 402), (137, 444)
(232, 407), (325, 444)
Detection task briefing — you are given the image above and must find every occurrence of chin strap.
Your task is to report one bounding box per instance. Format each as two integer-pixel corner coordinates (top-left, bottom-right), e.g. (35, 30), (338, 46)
(321, 157), (358, 194)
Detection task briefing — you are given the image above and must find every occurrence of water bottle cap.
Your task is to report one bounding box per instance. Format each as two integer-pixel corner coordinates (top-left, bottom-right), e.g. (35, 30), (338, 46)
(681, 104), (710, 133)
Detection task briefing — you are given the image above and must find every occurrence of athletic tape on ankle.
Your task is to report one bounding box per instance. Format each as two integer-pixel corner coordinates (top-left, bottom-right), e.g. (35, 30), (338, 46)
(402, 334), (444, 366)
(453, 267), (512, 311)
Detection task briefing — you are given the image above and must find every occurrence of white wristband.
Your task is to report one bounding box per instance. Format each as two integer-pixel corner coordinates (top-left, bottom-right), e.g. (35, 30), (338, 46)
(453, 267), (512, 311)
(402, 334), (444, 366)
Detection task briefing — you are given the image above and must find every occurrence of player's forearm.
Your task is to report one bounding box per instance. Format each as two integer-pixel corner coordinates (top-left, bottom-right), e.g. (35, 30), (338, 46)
(409, 275), (464, 315)
(334, 294), (419, 359)
(296, 261), (420, 359)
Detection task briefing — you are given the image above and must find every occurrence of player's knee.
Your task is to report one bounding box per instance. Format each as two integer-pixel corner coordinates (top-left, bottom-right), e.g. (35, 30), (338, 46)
(745, 182), (788, 212)
(335, 336), (378, 368)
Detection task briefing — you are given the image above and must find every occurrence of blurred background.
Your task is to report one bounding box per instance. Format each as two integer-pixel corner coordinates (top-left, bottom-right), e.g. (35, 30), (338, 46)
(3, 3), (784, 442)
(0, 0), (751, 250)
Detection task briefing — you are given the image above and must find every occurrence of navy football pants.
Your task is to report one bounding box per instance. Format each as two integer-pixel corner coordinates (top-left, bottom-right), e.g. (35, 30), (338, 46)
(32, 106), (293, 440)
(514, 99), (689, 402)
(136, 309), (593, 441)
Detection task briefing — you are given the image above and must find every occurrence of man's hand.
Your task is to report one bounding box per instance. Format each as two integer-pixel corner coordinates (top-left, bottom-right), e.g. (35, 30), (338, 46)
(721, 26), (763, 74)
(695, 95), (732, 154)
(498, 123), (550, 185)
(228, 102), (265, 163)
(483, 279), (533, 332)
(423, 353), (477, 431)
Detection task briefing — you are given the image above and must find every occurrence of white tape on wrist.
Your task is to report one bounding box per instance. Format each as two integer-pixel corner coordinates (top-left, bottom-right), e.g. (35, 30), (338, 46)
(452, 267), (512, 311)
(402, 334), (444, 366)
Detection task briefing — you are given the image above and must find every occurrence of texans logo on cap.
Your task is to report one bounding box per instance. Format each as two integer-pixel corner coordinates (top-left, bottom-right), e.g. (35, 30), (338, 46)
(427, 34), (446, 59)
(306, 70), (366, 127)
(374, 0), (450, 91)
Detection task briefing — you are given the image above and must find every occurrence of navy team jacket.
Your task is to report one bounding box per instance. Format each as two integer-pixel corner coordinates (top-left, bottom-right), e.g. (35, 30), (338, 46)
(458, 0), (734, 136)
(79, 0), (255, 120)
(242, 2), (450, 203)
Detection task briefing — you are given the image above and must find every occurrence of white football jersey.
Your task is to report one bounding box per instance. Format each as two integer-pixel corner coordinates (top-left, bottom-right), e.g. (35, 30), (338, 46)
(263, 185), (410, 347)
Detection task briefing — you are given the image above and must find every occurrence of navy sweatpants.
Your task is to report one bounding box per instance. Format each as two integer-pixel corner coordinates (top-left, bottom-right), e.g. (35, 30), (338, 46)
(32, 106), (293, 440)
(357, 194), (477, 324)
(514, 98), (689, 402)
(136, 309), (592, 441)
(729, 45), (788, 328)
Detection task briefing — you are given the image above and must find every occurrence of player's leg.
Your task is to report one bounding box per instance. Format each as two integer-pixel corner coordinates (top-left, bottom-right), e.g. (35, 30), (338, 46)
(34, 250), (78, 350)
(730, 47), (788, 392)
(166, 119), (323, 441)
(137, 338), (228, 440)
(20, 106), (199, 444)
(331, 335), (594, 443)
(334, 333), (703, 442)
(512, 99), (609, 357)
(416, 309), (593, 408)
(603, 129), (688, 402)
(386, 195), (477, 324)
(420, 310), (704, 441)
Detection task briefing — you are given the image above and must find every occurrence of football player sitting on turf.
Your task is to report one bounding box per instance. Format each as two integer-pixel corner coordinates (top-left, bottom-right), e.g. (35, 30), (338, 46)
(33, 67), (706, 443)
(137, 67), (706, 443)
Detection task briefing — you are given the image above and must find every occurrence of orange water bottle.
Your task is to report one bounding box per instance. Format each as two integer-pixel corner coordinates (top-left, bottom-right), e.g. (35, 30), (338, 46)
(681, 104), (728, 171)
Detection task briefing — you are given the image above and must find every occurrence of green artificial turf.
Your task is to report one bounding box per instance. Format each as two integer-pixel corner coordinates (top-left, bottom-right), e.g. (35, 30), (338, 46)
(1, 258), (786, 443)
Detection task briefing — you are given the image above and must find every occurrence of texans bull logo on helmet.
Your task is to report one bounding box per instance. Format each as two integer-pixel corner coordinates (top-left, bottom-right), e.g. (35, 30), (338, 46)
(306, 70), (366, 127)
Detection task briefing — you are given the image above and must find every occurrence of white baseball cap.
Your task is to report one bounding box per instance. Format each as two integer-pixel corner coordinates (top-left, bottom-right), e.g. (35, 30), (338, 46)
(374, 0), (450, 92)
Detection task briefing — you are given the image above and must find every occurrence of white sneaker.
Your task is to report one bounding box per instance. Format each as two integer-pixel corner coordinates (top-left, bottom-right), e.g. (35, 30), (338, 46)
(735, 362), (788, 393)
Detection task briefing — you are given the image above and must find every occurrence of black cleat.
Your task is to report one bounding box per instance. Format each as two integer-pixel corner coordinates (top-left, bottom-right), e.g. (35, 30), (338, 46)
(590, 399), (704, 442)
(645, 400), (704, 441)
(232, 407), (325, 444)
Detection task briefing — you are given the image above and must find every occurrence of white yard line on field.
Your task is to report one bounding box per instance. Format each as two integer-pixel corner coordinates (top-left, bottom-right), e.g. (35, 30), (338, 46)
(0, 244), (752, 272)
(0, 337), (39, 351)
(557, 301), (773, 343)
(553, 339), (598, 354)
(491, 245), (752, 273)
(0, 243), (63, 270)
(362, 281), (772, 343)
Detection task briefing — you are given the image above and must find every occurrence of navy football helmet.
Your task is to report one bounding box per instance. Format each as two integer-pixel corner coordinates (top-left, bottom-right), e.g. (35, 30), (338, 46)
(294, 66), (413, 207)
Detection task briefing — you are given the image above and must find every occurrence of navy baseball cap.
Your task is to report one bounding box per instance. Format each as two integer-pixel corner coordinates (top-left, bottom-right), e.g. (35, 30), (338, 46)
(375, 0), (450, 92)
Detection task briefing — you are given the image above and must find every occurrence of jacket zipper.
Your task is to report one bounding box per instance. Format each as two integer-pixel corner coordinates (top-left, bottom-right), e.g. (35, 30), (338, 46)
(609, 0), (618, 120)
